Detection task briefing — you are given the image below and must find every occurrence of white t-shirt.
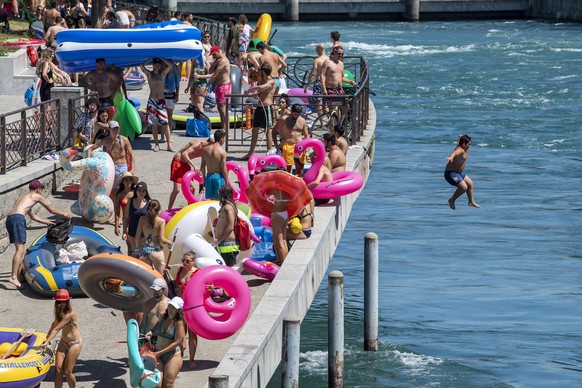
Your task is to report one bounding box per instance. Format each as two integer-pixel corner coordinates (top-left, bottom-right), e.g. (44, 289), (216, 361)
(115, 11), (129, 27)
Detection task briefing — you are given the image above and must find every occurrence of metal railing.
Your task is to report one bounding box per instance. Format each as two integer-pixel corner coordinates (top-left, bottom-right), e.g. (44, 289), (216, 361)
(226, 55), (370, 151)
(0, 100), (61, 174)
(116, 2), (229, 49)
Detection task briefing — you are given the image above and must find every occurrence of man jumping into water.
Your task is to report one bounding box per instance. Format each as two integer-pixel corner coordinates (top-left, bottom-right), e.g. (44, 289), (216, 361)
(444, 134), (480, 210)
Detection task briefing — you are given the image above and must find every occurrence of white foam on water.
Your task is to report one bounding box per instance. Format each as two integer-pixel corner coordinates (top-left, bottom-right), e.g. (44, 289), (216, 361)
(392, 350), (444, 373)
(299, 350), (328, 375)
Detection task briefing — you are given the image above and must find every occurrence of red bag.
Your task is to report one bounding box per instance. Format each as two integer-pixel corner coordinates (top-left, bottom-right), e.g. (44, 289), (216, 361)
(27, 46), (38, 67)
(234, 215), (251, 251)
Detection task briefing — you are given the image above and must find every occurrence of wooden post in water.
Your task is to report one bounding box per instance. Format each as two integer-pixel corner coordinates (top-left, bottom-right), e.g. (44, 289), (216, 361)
(208, 375), (228, 388)
(281, 314), (301, 387)
(364, 232), (379, 351)
(328, 270), (344, 387)
(286, 0), (300, 21)
(405, 0), (420, 21)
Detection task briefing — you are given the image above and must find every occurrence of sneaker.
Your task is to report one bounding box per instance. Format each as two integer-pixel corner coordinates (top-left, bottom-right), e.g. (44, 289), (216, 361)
(167, 146), (175, 152)
(267, 147), (278, 155)
(153, 145), (160, 152)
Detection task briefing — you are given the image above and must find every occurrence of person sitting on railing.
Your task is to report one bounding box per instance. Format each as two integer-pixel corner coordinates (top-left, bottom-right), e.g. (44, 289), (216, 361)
(323, 133), (346, 173)
(333, 125), (348, 155)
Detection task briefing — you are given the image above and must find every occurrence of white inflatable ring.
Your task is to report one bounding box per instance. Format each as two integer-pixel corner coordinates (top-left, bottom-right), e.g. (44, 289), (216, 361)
(182, 266), (251, 340)
(78, 253), (164, 312)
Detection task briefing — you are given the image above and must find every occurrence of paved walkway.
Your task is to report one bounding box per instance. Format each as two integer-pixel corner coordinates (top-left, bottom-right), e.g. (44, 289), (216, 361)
(0, 82), (272, 387)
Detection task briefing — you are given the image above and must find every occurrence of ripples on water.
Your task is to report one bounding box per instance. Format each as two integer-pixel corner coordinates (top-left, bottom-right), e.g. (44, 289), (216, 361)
(267, 20), (582, 387)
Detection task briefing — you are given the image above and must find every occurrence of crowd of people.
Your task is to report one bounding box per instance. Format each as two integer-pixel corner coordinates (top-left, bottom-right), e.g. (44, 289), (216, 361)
(3, 7), (362, 384)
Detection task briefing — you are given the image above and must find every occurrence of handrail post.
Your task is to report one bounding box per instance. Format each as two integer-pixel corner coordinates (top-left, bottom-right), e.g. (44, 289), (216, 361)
(21, 110), (27, 166)
(1, 116), (6, 174)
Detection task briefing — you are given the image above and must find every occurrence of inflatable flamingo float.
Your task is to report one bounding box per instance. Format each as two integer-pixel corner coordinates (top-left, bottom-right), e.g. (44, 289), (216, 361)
(294, 138), (363, 199)
(255, 154), (286, 174)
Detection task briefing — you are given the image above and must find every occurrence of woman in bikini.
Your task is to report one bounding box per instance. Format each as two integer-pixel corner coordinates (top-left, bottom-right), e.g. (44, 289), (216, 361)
(123, 181), (150, 252)
(286, 199), (315, 240)
(135, 199), (172, 274)
(175, 250), (199, 368)
(150, 297), (186, 388)
(114, 172), (138, 249)
(213, 185), (239, 267)
(40, 289), (82, 388)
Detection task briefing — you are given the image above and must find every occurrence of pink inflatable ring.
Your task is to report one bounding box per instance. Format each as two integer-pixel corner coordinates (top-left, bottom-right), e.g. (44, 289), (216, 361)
(182, 266), (251, 340)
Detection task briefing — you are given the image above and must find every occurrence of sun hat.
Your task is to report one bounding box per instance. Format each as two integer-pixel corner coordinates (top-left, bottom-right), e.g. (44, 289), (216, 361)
(116, 171), (139, 187)
(168, 296), (184, 310)
(54, 288), (71, 301)
(29, 180), (45, 190)
(150, 278), (166, 291)
(209, 45), (221, 56)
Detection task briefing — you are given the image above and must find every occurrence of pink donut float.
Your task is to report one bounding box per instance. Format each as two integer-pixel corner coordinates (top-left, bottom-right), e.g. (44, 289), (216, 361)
(242, 258), (280, 281)
(255, 154), (286, 174)
(294, 138), (363, 199)
(286, 87), (313, 104)
(226, 161), (250, 203)
(182, 266), (251, 340)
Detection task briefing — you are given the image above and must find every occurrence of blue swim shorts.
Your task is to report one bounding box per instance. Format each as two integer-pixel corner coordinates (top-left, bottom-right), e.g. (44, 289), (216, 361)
(6, 214), (26, 244)
(205, 173), (226, 200)
(444, 171), (466, 187)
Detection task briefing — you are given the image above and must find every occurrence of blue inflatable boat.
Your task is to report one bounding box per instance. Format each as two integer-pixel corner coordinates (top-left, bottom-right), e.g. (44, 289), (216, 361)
(23, 226), (121, 297)
(55, 24), (203, 73)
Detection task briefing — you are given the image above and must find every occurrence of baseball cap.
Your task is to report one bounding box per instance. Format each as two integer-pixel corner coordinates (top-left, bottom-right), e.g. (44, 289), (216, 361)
(29, 180), (45, 190)
(150, 278), (166, 291)
(109, 120), (120, 129)
(209, 45), (221, 56)
(54, 288), (71, 301)
(168, 296), (184, 310)
(135, 181), (148, 191)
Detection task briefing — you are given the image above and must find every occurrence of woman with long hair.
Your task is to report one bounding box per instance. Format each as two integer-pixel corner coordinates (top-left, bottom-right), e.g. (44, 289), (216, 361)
(92, 107), (111, 142)
(123, 181), (150, 251)
(185, 56), (210, 112)
(114, 172), (138, 247)
(175, 250), (199, 368)
(149, 297), (186, 387)
(40, 289), (82, 388)
(135, 199), (172, 274)
(37, 47), (70, 103)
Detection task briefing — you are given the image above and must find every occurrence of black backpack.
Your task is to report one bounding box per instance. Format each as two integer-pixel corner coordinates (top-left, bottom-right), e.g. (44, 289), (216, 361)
(46, 217), (73, 245)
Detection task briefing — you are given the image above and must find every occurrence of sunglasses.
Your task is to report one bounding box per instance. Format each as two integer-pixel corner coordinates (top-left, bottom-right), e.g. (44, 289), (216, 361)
(182, 259), (192, 263)
(203, 36), (210, 38)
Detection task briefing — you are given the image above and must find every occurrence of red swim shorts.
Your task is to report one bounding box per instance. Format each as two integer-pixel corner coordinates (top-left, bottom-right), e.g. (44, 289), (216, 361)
(170, 158), (191, 183)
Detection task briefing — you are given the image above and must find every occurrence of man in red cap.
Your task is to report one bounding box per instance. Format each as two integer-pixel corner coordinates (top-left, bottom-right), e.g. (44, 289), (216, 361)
(196, 46), (231, 133)
(5, 180), (72, 288)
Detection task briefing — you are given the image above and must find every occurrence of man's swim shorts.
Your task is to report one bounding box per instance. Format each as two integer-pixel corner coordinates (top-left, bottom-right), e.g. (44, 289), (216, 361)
(444, 170), (466, 186)
(6, 214), (26, 244)
(214, 83), (232, 105)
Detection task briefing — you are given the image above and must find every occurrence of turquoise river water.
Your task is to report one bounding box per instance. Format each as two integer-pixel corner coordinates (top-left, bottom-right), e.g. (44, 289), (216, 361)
(268, 20), (582, 387)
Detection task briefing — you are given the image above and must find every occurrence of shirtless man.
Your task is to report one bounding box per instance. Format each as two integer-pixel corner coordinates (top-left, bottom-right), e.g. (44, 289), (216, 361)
(323, 133), (346, 172)
(321, 46), (355, 100)
(44, 16), (66, 48)
(201, 47), (231, 134)
(243, 63), (277, 158)
(257, 42), (287, 95)
(120, 9), (135, 28)
(42, 0), (60, 31)
(5, 180), (72, 288)
(140, 278), (171, 336)
(141, 58), (174, 152)
(304, 44), (328, 115)
(79, 58), (124, 107)
(200, 130), (227, 200)
(272, 104), (309, 175)
(168, 138), (213, 209)
(333, 124), (349, 155)
(444, 134), (479, 210)
(91, 120), (135, 201)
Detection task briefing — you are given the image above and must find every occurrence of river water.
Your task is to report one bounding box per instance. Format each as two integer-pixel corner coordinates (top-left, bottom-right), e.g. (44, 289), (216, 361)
(268, 20), (582, 387)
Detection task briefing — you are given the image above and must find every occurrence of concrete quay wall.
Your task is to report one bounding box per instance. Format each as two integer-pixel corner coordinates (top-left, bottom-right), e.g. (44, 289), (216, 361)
(208, 102), (376, 387)
(530, 0), (582, 21)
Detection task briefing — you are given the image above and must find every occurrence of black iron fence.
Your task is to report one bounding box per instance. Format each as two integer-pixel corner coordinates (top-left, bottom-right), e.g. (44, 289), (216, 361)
(0, 100), (61, 174)
(226, 55), (370, 150)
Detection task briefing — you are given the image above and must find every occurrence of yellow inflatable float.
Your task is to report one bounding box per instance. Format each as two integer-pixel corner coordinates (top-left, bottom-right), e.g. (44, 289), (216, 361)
(252, 13), (272, 42)
(0, 328), (57, 387)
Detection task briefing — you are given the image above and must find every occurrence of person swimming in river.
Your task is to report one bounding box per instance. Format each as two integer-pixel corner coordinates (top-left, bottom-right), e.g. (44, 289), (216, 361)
(444, 134), (480, 210)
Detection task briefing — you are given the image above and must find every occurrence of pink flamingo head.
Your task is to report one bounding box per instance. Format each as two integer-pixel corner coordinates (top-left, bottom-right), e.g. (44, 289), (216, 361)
(181, 169), (204, 204)
(247, 154), (259, 178)
(255, 154), (286, 174)
(295, 138), (325, 184)
(226, 161), (249, 203)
